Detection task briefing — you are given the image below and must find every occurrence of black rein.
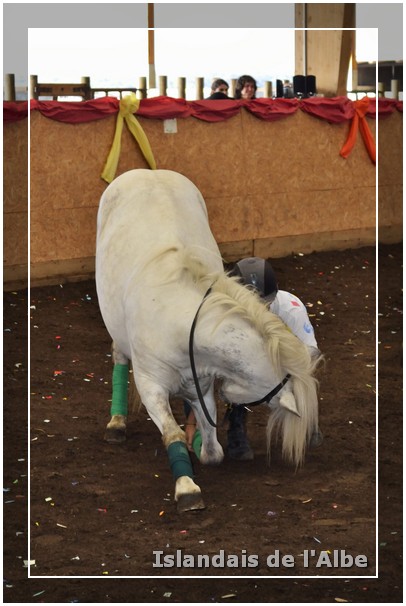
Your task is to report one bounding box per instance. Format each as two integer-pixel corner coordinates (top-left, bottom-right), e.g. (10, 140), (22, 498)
(188, 286), (291, 429)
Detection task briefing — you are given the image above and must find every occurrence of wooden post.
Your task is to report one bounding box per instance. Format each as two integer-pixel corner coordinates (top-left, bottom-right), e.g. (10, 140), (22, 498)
(138, 77), (147, 99)
(391, 79), (399, 100)
(4, 73), (16, 101)
(196, 77), (204, 100)
(230, 78), (237, 98)
(351, 59), (358, 92)
(294, 4), (355, 96)
(81, 76), (91, 100)
(30, 74), (38, 99)
(148, 3), (156, 88)
(159, 75), (167, 96)
(264, 81), (273, 98)
(178, 77), (186, 99)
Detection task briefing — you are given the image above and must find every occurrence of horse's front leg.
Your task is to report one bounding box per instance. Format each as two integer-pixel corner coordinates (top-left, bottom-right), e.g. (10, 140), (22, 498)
(190, 384), (224, 465)
(104, 343), (129, 443)
(139, 382), (206, 513)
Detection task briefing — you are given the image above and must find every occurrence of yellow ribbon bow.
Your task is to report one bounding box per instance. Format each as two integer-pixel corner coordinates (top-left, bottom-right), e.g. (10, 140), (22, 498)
(101, 93), (156, 183)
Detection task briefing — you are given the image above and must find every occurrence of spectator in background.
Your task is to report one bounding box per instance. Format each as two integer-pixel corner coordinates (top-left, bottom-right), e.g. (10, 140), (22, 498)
(234, 75), (257, 99)
(207, 78), (231, 100)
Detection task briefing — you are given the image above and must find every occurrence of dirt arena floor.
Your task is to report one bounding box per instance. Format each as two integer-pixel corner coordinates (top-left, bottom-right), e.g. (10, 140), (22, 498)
(3, 243), (402, 603)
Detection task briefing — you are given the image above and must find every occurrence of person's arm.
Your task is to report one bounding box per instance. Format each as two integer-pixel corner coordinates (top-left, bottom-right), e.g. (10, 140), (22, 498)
(184, 410), (197, 451)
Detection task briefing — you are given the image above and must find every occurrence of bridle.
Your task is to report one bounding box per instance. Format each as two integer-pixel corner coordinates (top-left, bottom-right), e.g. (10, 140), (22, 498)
(188, 285), (291, 428)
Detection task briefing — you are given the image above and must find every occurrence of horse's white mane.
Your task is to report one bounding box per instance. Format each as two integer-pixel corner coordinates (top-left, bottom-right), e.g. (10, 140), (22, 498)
(208, 275), (320, 389)
(144, 246), (318, 384)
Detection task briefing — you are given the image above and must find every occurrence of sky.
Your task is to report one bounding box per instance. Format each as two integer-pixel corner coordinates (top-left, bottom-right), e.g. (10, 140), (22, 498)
(28, 26), (379, 96)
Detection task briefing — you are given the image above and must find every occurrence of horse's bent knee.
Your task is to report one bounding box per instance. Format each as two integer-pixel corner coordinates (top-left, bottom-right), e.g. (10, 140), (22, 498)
(161, 428), (185, 449)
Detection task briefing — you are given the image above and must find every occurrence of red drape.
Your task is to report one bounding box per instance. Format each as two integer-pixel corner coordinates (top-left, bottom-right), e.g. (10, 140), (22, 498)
(300, 96), (355, 123)
(3, 101), (30, 123)
(4, 96), (402, 163)
(4, 96), (403, 125)
(242, 97), (299, 121)
(29, 97), (119, 123)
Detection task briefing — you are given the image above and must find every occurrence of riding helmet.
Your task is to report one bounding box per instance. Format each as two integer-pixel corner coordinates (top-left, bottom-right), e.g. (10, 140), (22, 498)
(232, 257), (278, 301)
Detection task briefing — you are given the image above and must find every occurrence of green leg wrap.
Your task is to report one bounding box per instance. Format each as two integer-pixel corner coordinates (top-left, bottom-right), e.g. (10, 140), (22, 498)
(110, 363), (129, 416)
(192, 430), (202, 459)
(167, 441), (194, 480)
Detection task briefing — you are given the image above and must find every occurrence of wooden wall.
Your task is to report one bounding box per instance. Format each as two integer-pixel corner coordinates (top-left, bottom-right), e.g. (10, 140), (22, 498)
(3, 107), (402, 289)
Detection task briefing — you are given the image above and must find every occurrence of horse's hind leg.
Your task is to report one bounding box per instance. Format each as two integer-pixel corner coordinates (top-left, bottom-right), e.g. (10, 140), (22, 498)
(104, 343), (129, 444)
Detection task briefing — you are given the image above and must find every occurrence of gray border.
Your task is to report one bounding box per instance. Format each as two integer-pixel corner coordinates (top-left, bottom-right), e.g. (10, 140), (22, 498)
(3, 3), (403, 86)
(2, 0), (403, 593)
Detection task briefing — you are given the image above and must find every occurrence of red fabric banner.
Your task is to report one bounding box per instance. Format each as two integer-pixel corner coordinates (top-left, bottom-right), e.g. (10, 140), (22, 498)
(243, 98), (299, 121)
(300, 96), (355, 123)
(3, 101), (29, 123)
(187, 99), (242, 122)
(29, 97), (119, 123)
(137, 96), (193, 119)
(3, 96), (403, 125)
(368, 97), (401, 118)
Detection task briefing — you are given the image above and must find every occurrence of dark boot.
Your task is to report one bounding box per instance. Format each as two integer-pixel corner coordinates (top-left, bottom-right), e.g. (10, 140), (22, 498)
(227, 405), (254, 460)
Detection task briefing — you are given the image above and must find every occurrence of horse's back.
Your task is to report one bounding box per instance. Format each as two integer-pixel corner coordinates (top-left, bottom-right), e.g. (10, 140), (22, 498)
(95, 169), (222, 356)
(96, 168), (221, 275)
(97, 169), (211, 250)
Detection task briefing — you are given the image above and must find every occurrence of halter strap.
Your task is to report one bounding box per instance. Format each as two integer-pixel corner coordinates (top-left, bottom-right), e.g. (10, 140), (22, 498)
(188, 286), (217, 427)
(240, 373), (291, 407)
(188, 286), (291, 428)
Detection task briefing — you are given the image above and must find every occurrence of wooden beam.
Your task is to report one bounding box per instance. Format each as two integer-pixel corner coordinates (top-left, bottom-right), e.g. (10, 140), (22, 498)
(295, 4), (355, 96)
(148, 3), (156, 89)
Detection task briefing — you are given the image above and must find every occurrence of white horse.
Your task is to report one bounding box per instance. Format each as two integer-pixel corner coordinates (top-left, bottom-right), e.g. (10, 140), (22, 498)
(96, 169), (319, 512)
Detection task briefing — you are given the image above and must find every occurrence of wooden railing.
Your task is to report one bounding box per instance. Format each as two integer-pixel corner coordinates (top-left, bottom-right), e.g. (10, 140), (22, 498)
(4, 74), (250, 101)
(3, 73), (401, 102)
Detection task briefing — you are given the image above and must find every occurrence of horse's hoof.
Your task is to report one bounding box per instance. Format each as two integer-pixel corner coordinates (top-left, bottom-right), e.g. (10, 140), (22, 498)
(177, 493), (206, 513)
(104, 428), (126, 444)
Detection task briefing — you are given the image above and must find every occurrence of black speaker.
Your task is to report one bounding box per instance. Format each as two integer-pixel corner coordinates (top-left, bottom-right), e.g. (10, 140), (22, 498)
(306, 75), (317, 96)
(293, 75), (306, 97)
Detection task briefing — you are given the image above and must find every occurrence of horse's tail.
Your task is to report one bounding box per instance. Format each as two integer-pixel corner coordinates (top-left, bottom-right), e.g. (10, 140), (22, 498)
(266, 356), (320, 468)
